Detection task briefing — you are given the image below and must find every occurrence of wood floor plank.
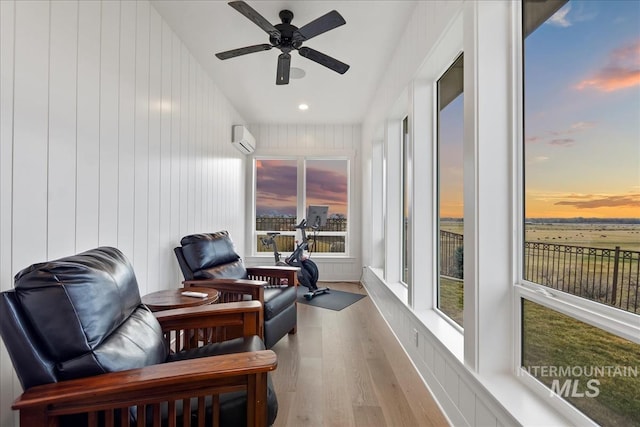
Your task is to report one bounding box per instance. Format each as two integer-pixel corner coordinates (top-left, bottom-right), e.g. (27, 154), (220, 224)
(270, 282), (449, 427)
(285, 356), (323, 426)
(367, 354), (421, 426)
(352, 405), (387, 427)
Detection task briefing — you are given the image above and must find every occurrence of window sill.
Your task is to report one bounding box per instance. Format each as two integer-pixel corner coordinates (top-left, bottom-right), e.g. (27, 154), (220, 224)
(413, 308), (464, 363)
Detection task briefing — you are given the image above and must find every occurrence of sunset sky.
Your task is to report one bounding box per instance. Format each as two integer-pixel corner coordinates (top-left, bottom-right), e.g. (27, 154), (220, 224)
(439, 94), (464, 219)
(439, 0), (640, 219)
(255, 159), (348, 217)
(524, 0), (640, 219)
(258, 2), (639, 222)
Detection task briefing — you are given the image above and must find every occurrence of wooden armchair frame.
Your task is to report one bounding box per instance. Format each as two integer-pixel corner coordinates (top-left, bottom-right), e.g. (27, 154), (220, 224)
(183, 265), (299, 339)
(11, 301), (277, 427)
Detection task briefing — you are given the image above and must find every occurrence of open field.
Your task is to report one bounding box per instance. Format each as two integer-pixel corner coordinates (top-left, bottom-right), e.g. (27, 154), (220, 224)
(441, 220), (640, 252)
(525, 223), (640, 252)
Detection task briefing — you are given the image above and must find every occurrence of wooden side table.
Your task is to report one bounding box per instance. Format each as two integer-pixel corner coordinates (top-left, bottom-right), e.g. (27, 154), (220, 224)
(142, 287), (219, 312)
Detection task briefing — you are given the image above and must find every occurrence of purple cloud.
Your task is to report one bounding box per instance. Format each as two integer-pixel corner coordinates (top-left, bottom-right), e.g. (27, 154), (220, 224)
(549, 138), (575, 146)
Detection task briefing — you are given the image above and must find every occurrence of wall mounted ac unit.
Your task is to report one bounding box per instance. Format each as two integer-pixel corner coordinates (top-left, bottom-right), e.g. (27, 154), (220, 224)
(232, 125), (256, 155)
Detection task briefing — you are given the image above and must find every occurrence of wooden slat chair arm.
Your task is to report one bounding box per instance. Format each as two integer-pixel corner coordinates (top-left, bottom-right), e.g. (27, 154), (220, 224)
(13, 350), (277, 427)
(246, 266), (299, 288)
(154, 301), (263, 348)
(183, 279), (267, 301)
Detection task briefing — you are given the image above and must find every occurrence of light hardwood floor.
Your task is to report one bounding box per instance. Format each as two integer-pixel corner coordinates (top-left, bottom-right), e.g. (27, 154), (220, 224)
(270, 282), (450, 427)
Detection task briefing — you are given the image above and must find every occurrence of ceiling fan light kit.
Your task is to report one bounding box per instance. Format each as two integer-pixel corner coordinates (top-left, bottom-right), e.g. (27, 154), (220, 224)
(215, 0), (350, 85)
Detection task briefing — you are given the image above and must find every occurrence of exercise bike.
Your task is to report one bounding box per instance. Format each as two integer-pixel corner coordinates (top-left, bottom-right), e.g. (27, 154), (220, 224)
(260, 218), (329, 300)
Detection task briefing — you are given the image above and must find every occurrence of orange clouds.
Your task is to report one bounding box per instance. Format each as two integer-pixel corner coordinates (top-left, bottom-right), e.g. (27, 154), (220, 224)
(575, 40), (640, 92)
(555, 193), (640, 209)
(526, 192), (640, 218)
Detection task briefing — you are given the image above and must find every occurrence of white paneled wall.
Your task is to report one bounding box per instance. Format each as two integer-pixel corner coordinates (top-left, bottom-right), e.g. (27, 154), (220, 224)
(244, 123), (363, 281)
(0, 1), (247, 425)
(364, 268), (516, 427)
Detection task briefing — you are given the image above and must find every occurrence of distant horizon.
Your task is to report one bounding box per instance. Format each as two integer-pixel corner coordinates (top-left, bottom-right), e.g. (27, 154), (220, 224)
(440, 216), (639, 223)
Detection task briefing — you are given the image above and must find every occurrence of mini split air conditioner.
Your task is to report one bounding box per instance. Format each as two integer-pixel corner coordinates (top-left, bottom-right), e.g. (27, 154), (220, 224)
(232, 125), (256, 155)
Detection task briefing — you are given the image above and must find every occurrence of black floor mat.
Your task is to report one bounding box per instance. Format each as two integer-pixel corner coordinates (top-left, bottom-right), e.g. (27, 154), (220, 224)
(296, 286), (366, 311)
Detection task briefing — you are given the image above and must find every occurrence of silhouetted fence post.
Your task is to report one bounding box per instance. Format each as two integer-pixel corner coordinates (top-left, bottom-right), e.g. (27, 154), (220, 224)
(611, 246), (620, 306)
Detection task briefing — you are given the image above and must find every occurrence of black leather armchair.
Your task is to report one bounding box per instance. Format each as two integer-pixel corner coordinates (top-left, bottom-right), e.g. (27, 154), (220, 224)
(174, 231), (299, 349)
(0, 247), (278, 427)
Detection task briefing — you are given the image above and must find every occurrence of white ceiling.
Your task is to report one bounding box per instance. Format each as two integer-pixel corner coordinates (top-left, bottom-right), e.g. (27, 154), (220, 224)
(150, 0), (417, 124)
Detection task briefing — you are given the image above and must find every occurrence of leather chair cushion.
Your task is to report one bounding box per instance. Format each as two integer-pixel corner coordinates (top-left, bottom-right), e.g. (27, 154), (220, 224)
(56, 307), (167, 382)
(13, 247), (167, 382)
(167, 335), (265, 362)
(197, 260), (247, 280)
(180, 232), (242, 273)
(263, 286), (297, 320)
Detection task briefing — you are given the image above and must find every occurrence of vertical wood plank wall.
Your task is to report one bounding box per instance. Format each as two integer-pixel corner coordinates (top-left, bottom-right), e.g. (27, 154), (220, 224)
(0, 1), (247, 424)
(244, 123), (363, 282)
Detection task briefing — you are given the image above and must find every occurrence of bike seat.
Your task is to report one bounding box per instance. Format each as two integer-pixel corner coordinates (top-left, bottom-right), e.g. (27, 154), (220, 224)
(267, 232), (280, 236)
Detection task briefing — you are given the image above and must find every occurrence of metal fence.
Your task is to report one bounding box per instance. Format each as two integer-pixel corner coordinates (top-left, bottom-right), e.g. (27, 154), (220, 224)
(439, 230), (640, 314)
(440, 231), (464, 279)
(524, 242), (639, 313)
(255, 216), (347, 253)
(256, 216), (347, 232)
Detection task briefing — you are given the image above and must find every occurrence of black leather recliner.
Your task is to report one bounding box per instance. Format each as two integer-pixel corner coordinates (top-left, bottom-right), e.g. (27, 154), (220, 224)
(0, 246), (278, 426)
(174, 231), (299, 349)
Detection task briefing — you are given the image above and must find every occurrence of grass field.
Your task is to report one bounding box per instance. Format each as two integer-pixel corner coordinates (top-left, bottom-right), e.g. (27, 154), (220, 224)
(439, 277), (463, 326)
(440, 220), (640, 252)
(522, 300), (640, 427)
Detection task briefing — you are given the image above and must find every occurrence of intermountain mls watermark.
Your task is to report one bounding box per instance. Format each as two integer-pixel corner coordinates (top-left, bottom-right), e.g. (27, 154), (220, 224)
(520, 365), (638, 398)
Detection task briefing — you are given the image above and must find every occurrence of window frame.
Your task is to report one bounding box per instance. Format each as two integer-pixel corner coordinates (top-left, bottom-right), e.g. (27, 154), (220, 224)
(252, 154), (352, 258)
(515, 1), (640, 424)
(401, 115), (411, 288)
(435, 53), (465, 329)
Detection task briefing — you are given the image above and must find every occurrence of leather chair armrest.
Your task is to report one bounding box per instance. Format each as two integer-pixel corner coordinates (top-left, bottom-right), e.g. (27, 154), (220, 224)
(13, 350), (277, 427)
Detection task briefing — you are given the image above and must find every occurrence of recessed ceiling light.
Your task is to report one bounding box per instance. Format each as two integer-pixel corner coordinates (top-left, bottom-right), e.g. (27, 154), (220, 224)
(298, 103), (309, 111)
(290, 67), (306, 79)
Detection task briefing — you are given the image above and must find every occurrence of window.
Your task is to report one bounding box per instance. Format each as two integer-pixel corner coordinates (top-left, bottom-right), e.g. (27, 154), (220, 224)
(305, 159), (348, 253)
(402, 116), (411, 286)
(437, 54), (464, 327)
(522, 1), (639, 424)
(255, 157), (349, 255)
(255, 159), (298, 254)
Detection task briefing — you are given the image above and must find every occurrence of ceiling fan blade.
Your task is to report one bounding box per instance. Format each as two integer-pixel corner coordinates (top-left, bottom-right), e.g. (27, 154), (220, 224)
(228, 1), (281, 40)
(216, 43), (273, 59)
(298, 47), (350, 74)
(276, 53), (291, 85)
(215, 44), (273, 60)
(294, 10), (346, 42)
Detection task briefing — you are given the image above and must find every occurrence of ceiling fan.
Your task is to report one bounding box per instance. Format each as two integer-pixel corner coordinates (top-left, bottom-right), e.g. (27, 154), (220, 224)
(215, 1), (350, 85)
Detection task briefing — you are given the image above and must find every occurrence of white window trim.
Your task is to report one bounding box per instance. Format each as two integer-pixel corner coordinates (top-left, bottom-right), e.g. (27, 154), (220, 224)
(250, 152), (354, 258)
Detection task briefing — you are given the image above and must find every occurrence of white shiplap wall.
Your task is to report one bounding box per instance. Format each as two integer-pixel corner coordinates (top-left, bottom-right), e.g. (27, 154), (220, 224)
(0, 1), (247, 425)
(244, 123), (363, 282)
